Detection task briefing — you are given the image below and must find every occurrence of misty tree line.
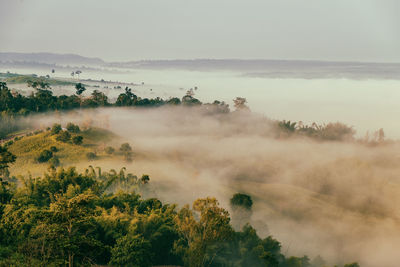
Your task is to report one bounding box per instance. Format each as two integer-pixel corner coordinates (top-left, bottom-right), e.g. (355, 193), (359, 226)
(0, 81), (229, 115)
(0, 81), (230, 138)
(0, 80), (367, 143)
(0, 146), (360, 267)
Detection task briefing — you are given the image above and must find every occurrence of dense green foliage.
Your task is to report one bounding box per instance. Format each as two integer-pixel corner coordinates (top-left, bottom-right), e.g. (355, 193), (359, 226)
(56, 130), (71, 143)
(0, 145), (359, 267)
(72, 135), (83, 145)
(0, 81), (221, 114)
(36, 149), (53, 163)
(0, 79), (365, 266)
(66, 123), (81, 133)
(230, 193), (253, 210)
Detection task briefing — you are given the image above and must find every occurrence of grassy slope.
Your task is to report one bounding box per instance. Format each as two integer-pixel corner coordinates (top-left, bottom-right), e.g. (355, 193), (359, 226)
(0, 73), (77, 86)
(8, 127), (118, 176)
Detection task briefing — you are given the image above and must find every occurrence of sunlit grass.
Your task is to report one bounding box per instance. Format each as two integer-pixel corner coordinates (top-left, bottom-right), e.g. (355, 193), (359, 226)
(8, 127), (119, 176)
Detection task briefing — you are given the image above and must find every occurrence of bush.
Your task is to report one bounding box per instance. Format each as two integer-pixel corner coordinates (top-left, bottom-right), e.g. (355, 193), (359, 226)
(119, 143), (133, 162)
(5, 140), (13, 147)
(105, 146), (115, 154)
(37, 150), (53, 163)
(51, 123), (62, 135)
(86, 152), (97, 161)
(230, 193), (253, 210)
(50, 146), (58, 152)
(56, 131), (71, 143)
(48, 156), (60, 167)
(318, 122), (355, 141)
(119, 143), (132, 152)
(72, 135), (83, 145)
(66, 122), (80, 133)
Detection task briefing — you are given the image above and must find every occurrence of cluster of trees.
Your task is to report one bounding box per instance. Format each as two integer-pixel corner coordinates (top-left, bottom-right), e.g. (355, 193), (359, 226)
(0, 146), (359, 267)
(0, 81), (228, 116)
(119, 143), (133, 162)
(275, 120), (356, 141)
(36, 146), (60, 166)
(50, 123), (83, 145)
(85, 143), (134, 162)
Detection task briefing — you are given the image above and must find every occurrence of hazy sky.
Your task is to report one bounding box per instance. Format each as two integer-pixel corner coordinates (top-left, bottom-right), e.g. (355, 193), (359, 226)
(0, 0), (399, 62)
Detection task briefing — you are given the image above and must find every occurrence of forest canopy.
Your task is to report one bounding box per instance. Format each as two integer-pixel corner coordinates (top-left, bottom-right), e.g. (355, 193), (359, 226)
(0, 144), (359, 266)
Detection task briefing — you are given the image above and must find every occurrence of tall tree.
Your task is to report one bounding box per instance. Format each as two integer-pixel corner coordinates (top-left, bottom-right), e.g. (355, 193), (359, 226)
(0, 145), (16, 178)
(75, 83), (86, 96)
(174, 197), (233, 267)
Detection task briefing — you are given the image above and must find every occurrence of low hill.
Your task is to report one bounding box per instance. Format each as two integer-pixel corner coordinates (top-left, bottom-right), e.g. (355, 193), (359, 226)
(7, 127), (118, 176)
(0, 52), (104, 66)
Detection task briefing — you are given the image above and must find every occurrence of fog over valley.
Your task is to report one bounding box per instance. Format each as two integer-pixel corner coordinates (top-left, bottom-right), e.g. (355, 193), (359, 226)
(1, 1), (399, 266)
(15, 106), (400, 267)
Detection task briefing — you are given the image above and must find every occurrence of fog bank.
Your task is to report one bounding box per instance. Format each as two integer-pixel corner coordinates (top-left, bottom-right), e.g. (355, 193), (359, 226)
(25, 106), (400, 266)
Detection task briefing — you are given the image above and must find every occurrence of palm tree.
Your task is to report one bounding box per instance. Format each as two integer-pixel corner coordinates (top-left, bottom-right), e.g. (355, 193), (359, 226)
(75, 70), (82, 79)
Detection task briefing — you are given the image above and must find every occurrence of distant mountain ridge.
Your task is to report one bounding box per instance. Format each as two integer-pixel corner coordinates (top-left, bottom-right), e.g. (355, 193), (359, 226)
(0, 52), (105, 66)
(107, 59), (400, 79)
(1, 52), (400, 79)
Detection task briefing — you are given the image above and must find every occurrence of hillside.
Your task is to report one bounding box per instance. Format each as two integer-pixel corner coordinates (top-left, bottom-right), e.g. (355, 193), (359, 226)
(7, 127), (118, 176)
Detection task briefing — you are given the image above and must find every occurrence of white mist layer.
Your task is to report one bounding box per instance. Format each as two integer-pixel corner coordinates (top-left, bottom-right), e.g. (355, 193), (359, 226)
(27, 106), (400, 267)
(5, 67), (400, 138)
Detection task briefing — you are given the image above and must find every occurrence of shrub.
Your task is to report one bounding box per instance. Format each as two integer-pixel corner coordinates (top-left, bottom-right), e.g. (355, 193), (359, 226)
(318, 122), (355, 141)
(50, 146), (58, 152)
(5, 140), (13, 147)
(72, 135), (83, 145)
(56, 131), (71, 143)
(66, 122), (80, 133)
(120, 143), (133, 162)
(119, 143), (132, 152)
(105, 146), (115, 154)
(37, 150), (53, 163)
(51, 124), (62, 135)
(48, 156), (60, 167)
(86, 152), (97, 161)
(230, 193), (253, 210)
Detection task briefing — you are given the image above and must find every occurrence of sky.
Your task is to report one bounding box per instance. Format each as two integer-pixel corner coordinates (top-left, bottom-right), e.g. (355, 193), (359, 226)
(0, 0), (399, 62)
